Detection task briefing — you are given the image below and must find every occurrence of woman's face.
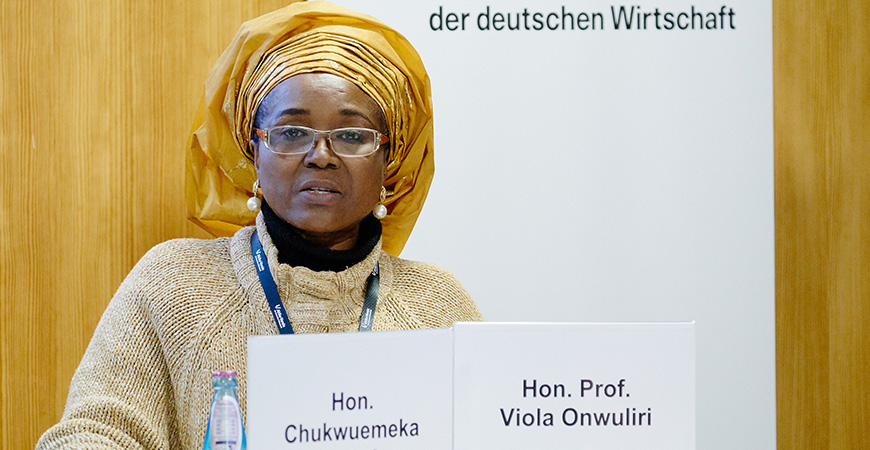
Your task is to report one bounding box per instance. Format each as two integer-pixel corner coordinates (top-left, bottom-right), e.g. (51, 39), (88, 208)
(251, 73), (387, 250)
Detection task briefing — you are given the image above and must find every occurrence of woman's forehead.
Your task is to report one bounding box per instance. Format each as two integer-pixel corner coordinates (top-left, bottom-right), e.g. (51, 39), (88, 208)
(259, 73), (388, 129)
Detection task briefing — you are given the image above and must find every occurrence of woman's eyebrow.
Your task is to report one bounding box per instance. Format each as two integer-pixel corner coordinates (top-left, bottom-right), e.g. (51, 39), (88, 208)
(276, 107), (309, 117)
(275, 108), (372, 122)
(340, 109), (379, 128)
(340, 108), (371, 120)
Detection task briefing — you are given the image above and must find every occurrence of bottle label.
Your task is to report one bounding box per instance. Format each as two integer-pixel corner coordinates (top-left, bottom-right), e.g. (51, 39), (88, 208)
(210, 396), (243, 450)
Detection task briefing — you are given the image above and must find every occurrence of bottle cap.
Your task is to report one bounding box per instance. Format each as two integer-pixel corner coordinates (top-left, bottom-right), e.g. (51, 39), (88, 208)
(212, 370), (238, 378)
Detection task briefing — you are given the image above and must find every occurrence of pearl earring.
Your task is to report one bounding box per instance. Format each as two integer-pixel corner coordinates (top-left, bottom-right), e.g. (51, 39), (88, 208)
(373, 187), (387, 219)
(247, 179), (261, 212)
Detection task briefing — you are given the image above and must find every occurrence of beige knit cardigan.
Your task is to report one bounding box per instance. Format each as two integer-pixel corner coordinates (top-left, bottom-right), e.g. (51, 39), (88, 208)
(36, 217), (482, 450)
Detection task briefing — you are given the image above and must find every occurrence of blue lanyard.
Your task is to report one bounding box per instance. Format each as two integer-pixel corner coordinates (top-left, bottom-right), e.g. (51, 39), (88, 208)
(251, 230), (379, 334)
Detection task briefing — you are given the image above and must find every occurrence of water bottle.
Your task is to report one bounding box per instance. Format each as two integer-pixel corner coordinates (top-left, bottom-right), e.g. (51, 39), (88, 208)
(203, 370), (247, 450)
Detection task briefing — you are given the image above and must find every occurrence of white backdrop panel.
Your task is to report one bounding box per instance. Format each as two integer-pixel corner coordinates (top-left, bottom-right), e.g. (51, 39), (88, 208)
(337, 1), (774, 449)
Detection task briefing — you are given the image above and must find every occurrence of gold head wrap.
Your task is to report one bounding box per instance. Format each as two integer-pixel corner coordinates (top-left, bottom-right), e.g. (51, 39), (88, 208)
(186, 1), (434, 256)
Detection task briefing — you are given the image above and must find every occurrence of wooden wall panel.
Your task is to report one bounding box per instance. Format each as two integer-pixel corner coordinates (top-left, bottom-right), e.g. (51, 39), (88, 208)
(774, 0), (870, 449)
(2, 0), (868, 449)
(0, 1), (297, 449)
(824, 0), (870, 446)
(773, 2), (831, 447)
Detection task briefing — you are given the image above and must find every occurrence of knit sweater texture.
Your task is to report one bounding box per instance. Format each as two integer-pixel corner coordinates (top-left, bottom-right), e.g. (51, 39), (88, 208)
(36, 216), (482, 450)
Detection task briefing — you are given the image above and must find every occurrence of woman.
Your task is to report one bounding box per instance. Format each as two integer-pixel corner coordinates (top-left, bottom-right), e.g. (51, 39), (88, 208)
(36, 2), (481, 449)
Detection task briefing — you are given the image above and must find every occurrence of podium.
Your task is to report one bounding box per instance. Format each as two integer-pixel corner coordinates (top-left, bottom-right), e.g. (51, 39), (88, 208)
(248, 322), (694, 449)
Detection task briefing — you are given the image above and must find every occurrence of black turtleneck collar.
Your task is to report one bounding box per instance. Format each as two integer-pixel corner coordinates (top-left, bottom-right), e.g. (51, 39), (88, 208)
(261, 201), (381, 272)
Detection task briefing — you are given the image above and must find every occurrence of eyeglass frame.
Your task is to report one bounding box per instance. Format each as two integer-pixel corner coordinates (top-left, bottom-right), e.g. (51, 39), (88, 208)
(254, 125), (390, 157)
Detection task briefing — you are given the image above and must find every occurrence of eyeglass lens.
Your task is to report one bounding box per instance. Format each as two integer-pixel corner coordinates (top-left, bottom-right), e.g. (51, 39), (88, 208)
(269, 126), (378, 156)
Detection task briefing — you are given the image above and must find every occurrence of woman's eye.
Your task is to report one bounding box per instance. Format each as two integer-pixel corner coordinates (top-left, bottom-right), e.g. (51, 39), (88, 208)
(334, 129), (365, 144)
(278, 127), (309, 141)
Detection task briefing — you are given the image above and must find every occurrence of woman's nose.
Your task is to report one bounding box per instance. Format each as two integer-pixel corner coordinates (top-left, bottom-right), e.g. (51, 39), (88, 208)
(304, 134), (340, 168)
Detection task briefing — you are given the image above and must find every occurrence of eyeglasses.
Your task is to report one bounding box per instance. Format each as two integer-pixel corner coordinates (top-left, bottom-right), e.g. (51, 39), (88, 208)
(255, 126), (389, 157)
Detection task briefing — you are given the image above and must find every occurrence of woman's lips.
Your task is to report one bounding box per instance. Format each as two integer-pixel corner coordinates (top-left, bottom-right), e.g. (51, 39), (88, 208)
(303, 187), (338, 193)
(299, 180), (341, 193)
(298, 180), (342, 203)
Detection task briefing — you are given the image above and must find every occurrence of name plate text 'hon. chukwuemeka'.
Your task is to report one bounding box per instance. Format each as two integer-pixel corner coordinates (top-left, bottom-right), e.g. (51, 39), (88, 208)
(247, 328), (453, 450)
(453, 322), (695, 449)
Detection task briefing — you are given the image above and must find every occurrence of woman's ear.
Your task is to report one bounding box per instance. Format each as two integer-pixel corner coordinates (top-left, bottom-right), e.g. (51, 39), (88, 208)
(250, 140), (260, 171)
(382, 153), (389, 182)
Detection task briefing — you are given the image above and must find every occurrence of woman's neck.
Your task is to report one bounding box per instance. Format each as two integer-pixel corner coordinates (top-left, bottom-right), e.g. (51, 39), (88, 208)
(294, 227), (360, 251)
(261, 201), (381, 271)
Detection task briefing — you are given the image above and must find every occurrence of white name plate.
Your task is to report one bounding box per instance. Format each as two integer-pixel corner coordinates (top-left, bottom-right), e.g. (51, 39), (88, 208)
(453, 322), (695, 449)
(248, 328), (453, 449)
